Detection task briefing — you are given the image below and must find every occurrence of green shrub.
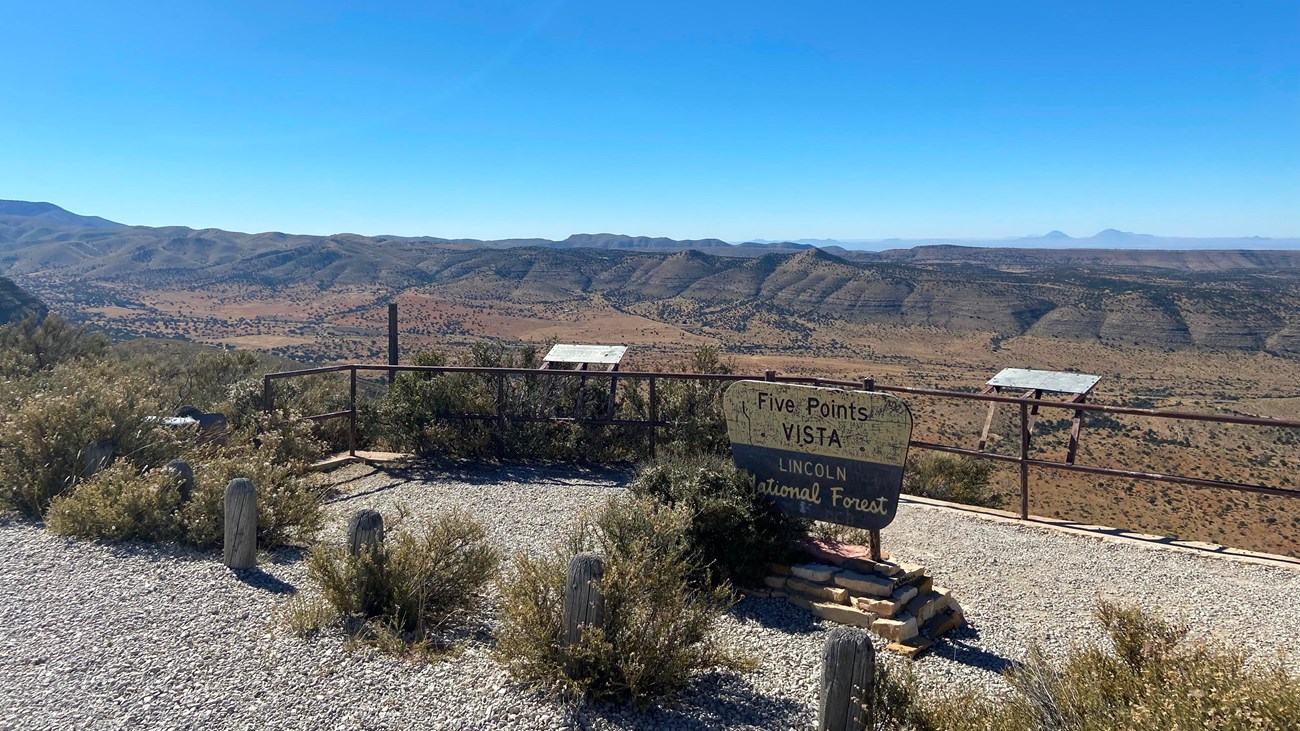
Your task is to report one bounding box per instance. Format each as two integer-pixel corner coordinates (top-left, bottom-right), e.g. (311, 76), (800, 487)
(299, 508), (500, 654)
(629, 453), (808, 588)
(377, 344), (649, 462)
(495, 496), (754, 705)
(0, 312), (109, 376)
(902, 454), (1002, 508)
(654, 346), (734, 456)
(45, 461), (185, 542)
(0, 359), (160, 515)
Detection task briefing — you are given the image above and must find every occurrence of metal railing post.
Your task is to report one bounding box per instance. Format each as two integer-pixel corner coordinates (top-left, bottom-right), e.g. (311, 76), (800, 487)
(648, 376), (658, 459)
(496, 373), (506, 459)
(1019, 400), (1030, 520)
(349, 367), (357, 457)
(262, 375), (273, 413)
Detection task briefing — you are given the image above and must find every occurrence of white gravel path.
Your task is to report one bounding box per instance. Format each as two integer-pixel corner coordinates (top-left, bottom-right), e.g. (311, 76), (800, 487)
(3, 462), (1299, 730)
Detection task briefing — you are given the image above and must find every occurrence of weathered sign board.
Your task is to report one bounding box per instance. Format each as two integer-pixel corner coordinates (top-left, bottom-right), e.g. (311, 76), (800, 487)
(723, 381), (913, 531)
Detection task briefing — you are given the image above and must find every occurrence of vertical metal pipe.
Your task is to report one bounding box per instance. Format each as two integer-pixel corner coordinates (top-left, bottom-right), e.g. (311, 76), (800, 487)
(387, 303), (398, 385)
(262, 375), (273, 413)
(349, 367), (358, 457)
(648, 377), (658, 459)
(1019, 400), (1030, 520)
(496, 373), (506, 459)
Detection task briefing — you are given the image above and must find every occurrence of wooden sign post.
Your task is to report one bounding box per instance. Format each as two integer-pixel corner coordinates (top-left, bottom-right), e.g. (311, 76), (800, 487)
(723, 381), (913, 532)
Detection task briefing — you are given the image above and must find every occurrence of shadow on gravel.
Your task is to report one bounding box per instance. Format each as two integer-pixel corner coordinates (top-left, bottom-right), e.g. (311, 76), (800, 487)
(578, 671), (808, 730)
(929, 624), (1018, 674)
(231, 567), (298, 594)
(381, 460), (634, 489)
(730, 596), (824, 634)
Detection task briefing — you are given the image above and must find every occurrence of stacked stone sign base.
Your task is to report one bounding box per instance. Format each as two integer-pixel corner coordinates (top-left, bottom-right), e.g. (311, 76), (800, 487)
(747, 539), (965, 658)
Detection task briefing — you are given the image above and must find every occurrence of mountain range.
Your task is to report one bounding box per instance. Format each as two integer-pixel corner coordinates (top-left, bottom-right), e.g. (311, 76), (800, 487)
(2, 200), (1298, 356)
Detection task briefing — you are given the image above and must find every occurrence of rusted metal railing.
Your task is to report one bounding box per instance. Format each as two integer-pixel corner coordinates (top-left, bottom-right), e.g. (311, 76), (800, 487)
(263, 363), (1300, 520)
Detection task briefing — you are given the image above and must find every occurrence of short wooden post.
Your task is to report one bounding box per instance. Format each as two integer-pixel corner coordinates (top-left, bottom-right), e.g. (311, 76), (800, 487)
(819, 626), (875, 731)
(223, 478), (257, 569)
(163, 458), (194, 503)
(81, 441), (113, 480)
(347, 509), (385, 556)
(560, 553), (605, 676)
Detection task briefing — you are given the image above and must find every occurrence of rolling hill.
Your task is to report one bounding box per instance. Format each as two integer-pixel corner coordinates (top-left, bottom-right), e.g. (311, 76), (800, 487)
(2, 201), (1298, 357)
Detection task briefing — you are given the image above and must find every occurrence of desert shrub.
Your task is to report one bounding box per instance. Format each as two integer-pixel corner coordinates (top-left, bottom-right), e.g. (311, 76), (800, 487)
(495, 496), (754, 704)
(299, 508), (500, 653)
(629, 453), (807, 588)
(0, 359), (160, 515)
(655, 346), (734, 456)
(902, 453), (1002, 508)
(907, 601), (1300, 730)
(0, 312), (109, 376)
(45, 461), (185, 542)
(42, 443), (322, 550)
(180, 446), (323, 549)
(378, 344), (648, 462)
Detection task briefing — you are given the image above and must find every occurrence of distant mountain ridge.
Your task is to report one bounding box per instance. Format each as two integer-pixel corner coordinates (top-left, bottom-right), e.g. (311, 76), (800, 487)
(2, 200), (1299, 357)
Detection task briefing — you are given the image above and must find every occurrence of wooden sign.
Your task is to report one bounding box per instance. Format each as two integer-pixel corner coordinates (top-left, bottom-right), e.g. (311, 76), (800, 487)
(723, 381), (913, 530)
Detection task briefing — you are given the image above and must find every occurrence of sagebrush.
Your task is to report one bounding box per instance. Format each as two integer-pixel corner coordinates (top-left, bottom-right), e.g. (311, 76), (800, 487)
(298, 508), (500, 654)
(495, 496), (754, 705)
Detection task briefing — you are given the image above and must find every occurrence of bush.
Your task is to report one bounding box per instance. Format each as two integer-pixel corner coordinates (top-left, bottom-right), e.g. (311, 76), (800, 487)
(0, 359), (160, 515)
(884, 601), (1300, 730)
(902, 454), (1002, 508)
(0, 312), (109, 377)
(377, 344), (649, 462)
(629, 453), (807, 588)
(180, 446), (323, 550)
(495, 496), (754, 705)
(298, 508), (500, 654)
(654, 346), (734, 456)
(45, 461), (185, 542)
(42, 445), (323, 550)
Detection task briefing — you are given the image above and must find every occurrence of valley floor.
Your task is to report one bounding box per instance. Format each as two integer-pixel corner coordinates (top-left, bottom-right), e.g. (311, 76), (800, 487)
(3, 462), (1299, 730)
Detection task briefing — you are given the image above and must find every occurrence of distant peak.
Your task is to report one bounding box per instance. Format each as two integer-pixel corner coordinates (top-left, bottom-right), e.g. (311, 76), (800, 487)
(1042, 230), (1072, 239)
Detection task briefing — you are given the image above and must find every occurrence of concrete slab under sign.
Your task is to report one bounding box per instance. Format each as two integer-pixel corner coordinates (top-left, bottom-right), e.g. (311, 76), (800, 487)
(987, 368), (1100, 395)
(543, 344), (628, 365)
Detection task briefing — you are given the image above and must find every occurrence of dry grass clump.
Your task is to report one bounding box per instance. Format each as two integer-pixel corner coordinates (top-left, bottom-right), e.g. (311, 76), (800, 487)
(495, 496), (755, 705)
(292, 508), (500, 656)
(878, 601), (1300, 731)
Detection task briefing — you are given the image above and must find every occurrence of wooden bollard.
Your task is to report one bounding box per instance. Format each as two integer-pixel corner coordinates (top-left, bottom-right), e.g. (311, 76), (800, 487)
(81, 441), (113, 479)
(819, 626), (876, 731)
(560, 553), (605, 675)
(347, 509), (385, 556)
(163, 459), (194, 503)
(348, 509), (386, 615)
(223, 478), (257, 569)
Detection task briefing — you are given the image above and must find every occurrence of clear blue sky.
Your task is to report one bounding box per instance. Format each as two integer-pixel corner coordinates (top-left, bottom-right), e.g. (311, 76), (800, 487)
(3, 1), (1297, 240)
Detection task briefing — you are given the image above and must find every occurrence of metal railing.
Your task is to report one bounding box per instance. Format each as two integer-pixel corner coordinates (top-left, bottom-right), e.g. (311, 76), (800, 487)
(263, 363), (1300, 521)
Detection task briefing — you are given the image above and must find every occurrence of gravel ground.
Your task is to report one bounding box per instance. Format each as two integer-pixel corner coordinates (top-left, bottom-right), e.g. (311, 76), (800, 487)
(3, 461), (1299, 730)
